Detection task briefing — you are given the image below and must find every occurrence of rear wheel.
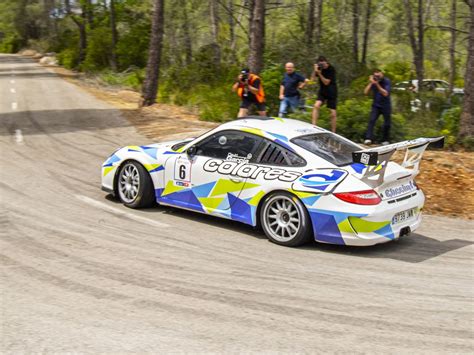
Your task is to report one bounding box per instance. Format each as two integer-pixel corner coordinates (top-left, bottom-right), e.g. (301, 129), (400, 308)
(260, 192), (312, 247)
(117, 161), (155, 208)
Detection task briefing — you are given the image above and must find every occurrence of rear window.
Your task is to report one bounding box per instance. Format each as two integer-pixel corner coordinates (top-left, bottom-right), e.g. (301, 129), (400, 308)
(291, 133), (361, 166)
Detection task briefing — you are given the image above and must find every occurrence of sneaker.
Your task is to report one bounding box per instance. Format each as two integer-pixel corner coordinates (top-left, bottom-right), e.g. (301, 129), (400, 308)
(381, 141), (390, 146)
(363, 139), (372, 145)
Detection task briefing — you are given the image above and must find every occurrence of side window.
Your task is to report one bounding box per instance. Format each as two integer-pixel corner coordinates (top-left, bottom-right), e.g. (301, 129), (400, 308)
(195, 130), (262, 160)
(256, 140), (306, 167)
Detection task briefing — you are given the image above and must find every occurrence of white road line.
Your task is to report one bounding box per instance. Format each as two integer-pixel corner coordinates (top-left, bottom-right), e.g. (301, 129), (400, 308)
(15, 129), (23, 144)
(11, 102), (17, 110)
(10, 80), (15, 84)
(75, 195), (169, 228)
(10, 88), (16, 93)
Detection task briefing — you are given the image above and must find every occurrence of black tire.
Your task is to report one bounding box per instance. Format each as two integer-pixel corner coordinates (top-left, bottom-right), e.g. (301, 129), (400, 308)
(116, 161), (155, 208)
(260, 192), (312, 247)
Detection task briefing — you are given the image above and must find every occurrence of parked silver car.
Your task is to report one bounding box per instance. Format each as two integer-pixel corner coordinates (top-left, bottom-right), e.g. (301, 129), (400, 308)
(393, 79), (464, 95)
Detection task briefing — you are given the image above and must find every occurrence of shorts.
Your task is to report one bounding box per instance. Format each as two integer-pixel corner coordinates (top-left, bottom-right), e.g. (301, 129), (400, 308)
(240, 98), (266, 111)
(316, 93), (337, 110)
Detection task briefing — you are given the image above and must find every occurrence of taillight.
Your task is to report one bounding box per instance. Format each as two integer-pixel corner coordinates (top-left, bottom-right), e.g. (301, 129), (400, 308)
(334, 190), (382, 205)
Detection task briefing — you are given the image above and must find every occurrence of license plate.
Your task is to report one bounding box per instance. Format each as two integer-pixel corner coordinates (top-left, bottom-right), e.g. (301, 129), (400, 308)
(392, 208), (416, 225)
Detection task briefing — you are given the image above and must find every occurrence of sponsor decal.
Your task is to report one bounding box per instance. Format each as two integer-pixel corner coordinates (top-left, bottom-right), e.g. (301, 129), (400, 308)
(384, 181), (416, 199)
(203, 159), (302, 182)
(175, 181), (191, 187)
(298, 170), (346, 191)
(295, 128), (317, 134)
(226, 152), (251, 164)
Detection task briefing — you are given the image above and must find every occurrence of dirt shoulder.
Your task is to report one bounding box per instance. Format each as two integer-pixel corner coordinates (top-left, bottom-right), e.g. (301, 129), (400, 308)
(43, 62), (473, 220)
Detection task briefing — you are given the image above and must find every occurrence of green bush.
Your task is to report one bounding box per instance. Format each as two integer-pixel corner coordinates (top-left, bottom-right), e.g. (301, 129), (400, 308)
(57, 47), (80, 69)
(383, 61), (412, 83)
(99, 69), (144, 91)
(440, 106), (461, 148)
(260, 64), (284, 115)
(459, 136), (474, 151)
(81, 27), (113, 72)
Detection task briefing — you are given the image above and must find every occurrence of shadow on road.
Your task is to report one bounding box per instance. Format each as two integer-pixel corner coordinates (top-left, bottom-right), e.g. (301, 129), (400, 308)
(0, 66), (44, 72)
(307, 234), (473, 263)
(0, 72), (60, 78)
(0, 56), (33, 64)
(105, 195), (472, 262)
(105, 194), (266, 240)
(0, 109), (131, 136)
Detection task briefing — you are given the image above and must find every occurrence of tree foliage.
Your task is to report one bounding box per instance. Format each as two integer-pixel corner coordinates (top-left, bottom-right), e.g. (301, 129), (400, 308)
(0, 0), (472, 146)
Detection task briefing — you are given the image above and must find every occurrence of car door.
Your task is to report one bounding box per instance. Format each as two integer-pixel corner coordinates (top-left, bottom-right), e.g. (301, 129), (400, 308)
(160, 130), (263, 214)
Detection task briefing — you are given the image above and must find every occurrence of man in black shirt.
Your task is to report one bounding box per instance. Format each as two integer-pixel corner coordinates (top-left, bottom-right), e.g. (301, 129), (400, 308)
(363, 69), (392, 145)
(311, 56), (338, 132)
(278, 62), (308, 117)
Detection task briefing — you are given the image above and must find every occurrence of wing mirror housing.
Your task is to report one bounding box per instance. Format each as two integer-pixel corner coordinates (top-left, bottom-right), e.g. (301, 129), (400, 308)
(187, 145), (197, 157)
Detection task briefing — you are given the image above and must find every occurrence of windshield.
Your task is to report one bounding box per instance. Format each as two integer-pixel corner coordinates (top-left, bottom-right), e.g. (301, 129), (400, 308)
(291, 133), (361, 166)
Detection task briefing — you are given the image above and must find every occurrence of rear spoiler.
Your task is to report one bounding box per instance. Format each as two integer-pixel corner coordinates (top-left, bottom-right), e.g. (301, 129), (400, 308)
(352, 137), (444, 187)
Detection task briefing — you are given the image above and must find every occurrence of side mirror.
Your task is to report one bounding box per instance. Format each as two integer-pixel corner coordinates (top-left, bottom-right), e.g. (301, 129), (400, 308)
(187, 145), (197, 157)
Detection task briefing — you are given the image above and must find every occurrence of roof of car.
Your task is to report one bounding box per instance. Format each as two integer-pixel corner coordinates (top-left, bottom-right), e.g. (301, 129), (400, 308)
(218, 116), (327, 140)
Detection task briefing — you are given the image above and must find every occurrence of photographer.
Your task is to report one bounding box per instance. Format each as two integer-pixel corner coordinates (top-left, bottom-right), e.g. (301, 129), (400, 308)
(232, 68), (266, 118)
(311, 56), (338, 132)
(278, 62), (308, 117)
(363, 69), (391, 145)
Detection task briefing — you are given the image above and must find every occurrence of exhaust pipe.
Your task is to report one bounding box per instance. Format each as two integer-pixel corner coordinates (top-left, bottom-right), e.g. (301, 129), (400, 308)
(399, 227), (411, 238)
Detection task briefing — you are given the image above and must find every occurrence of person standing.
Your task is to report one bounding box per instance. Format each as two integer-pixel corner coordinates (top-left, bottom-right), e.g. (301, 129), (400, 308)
(232, 68), (266, 118)
(364, 69), (392, 145)
(278, 62), (308, 117)
(311, 56), (338, 132)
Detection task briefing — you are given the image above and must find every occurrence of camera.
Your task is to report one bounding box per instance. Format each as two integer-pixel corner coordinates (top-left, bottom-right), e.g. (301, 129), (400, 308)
(373, 75), (382, 82)
(317, 63), (324, 70)
(241, 73), (248, 82)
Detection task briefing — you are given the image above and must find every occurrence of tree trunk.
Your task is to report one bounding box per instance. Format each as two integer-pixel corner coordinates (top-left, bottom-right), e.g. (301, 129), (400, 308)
(403, 0), (424, 90)
(228, 0), (236, 61)
(361, 0), (371, 65)
(448, 0), (457, 92)
(315, 0), (323, 51)
(229, 0), (246, 55)
(141, 0), (165, 107)
(42, 0), (55, 38)
(305, 0), (315, 52)
(78, 18), (87, 64)
(248, 0), (265, 74)
(181, 0), (192, 66)
(352, 0), (359, 64)
(65, 0), (87, 64)
(85, 0), (94, 28)
(109, 0), (118, 71)
(416, 0), (424, 86)
(458, 0), (474, 140)
(210, 0), (221, 66)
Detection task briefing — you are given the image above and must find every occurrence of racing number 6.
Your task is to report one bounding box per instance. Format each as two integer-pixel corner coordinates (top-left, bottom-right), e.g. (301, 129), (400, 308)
(174, 158), (191, 182)
(179, 164), (186, 180)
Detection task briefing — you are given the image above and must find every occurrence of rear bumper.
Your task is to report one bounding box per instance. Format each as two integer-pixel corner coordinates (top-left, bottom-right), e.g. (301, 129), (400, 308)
(307, 190), (425, 246)
(340, 213), (422, 246)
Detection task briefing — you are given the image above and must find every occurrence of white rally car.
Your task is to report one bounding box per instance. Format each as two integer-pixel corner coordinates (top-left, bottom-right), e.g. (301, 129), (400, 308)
(101, 116), (443, 247)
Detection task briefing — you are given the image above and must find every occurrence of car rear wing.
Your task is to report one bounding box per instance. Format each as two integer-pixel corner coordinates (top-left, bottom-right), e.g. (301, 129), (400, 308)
(352, 137), (444, 187)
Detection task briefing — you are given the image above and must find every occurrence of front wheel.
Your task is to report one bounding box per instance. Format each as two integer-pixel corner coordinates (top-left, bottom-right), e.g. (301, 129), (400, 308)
(260, 192), (312, 247)
(117, 161), (155, 208)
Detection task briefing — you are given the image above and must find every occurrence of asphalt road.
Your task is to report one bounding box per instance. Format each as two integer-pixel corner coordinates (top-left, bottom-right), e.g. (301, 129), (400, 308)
(1, 54), (473, 353)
